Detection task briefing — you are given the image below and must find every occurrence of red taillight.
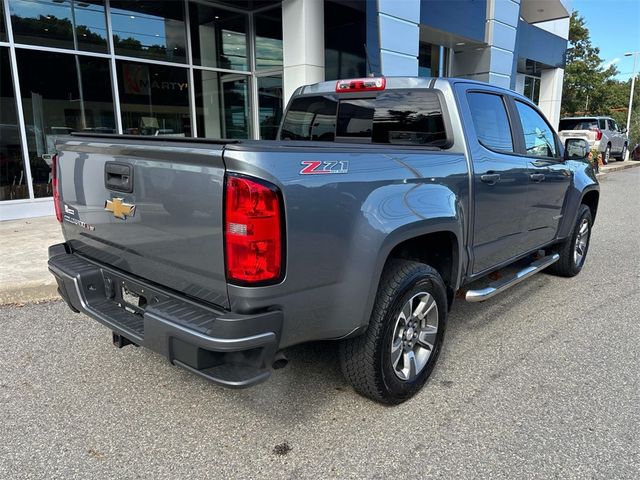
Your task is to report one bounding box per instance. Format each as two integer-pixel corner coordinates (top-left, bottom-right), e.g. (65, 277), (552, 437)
(224, 175), (283, 284)
(336, 77), (386, 92)
(52, 154), (62, 223)
(596, 129), (603, 141)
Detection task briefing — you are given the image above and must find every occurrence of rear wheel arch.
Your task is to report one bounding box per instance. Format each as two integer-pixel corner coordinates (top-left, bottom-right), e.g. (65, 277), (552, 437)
(381, 230), (460, 309)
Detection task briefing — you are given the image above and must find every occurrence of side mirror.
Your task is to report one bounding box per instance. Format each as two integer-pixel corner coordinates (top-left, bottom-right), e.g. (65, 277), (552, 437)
(621, 127), (628, 134)
(564, 138), (590, 161)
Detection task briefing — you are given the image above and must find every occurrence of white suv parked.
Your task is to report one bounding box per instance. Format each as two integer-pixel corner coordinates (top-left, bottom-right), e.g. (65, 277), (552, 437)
(558, 116), (629, 164)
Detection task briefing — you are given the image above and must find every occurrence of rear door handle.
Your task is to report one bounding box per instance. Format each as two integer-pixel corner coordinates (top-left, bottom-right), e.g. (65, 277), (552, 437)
(480, 173), (501, 184)
(530, 173), (545, 182)
(105, 162), (133, 193)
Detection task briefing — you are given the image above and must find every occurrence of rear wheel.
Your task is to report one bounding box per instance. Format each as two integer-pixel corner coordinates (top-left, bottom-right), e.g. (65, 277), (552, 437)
(603, 144), (611, 164)
(339, 260), (447, 404)
(548, 204), (592, 277)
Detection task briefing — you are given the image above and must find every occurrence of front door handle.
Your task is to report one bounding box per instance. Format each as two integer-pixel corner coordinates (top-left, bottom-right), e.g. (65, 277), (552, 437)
(530, 173), (546, 182)
(480, 173), (501, 184)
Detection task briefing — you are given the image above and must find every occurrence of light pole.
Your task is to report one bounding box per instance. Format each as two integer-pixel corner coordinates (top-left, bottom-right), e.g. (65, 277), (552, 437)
(624, 51), (639, 156)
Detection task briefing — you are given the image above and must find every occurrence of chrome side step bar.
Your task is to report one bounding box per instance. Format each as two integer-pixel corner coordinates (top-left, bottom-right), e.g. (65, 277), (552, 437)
(465, 253), (560, 303)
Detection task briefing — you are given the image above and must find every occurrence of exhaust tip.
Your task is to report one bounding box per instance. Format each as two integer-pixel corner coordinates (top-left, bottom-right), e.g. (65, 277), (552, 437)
(272, 352), (288, 370)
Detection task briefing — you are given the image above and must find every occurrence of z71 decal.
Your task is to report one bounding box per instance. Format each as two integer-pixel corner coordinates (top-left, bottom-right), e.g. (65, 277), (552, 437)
(300, 160), (349, 175)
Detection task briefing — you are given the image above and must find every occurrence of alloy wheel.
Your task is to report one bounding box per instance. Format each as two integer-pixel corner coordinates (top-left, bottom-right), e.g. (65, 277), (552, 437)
(390, 292), (439, 381)
(574, 218), (590, 267)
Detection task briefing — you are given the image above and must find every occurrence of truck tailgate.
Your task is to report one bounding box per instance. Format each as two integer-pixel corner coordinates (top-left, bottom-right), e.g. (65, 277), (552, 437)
(56, 136), (230, 309)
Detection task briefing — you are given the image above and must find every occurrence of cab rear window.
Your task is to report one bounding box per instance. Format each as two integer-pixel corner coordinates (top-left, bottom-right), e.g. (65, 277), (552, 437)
(280, 90), (449, 147)
(559, 119), (598, 131)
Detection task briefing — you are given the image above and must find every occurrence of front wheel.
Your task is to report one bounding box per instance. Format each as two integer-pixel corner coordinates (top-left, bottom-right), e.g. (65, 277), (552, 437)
(548, 204), (593, 277)
(618, 143), (628, 161)
(339, 260), (447, 404)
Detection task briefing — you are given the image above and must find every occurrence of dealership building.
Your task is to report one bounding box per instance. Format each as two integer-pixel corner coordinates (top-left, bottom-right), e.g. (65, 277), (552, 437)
(0, 0), (570, 220)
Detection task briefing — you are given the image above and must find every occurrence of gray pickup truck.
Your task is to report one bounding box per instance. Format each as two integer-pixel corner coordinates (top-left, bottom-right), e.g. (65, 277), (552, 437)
(48, 77), (598, 404)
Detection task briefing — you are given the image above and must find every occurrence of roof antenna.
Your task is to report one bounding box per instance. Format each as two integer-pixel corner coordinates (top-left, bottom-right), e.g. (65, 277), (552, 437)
(364, 43), (375, 77)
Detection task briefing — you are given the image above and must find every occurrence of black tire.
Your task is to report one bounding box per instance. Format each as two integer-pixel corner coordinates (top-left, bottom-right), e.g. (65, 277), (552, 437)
(339, 260), (447, 404)
(617, 143), (628, 161)
(548, 204), (593, 277)
(603, 144), (611, 165)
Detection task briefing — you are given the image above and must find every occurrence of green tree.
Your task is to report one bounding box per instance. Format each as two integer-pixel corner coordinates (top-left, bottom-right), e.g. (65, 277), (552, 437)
(562, 11), (618, 115)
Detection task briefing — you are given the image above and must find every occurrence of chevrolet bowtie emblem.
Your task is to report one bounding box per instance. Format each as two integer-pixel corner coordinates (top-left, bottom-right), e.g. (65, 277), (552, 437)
(105, 197), (136, 219)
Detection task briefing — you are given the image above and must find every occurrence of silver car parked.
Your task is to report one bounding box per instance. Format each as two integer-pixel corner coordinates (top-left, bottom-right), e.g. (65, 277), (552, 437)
(558, 116), (629, 164)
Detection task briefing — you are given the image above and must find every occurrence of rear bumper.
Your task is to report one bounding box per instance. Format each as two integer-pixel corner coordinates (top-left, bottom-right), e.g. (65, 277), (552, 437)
(48, 243), (282, 388)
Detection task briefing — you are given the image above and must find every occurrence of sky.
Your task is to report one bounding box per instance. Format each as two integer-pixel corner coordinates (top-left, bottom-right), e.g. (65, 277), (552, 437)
(572, 0), (640, 82)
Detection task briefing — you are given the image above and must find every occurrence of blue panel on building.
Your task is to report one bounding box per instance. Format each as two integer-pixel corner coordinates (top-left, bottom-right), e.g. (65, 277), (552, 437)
(491, 21), (517, 51)
(492, 0), (520, 27)
(515, 20), (567, 68)
(420, 0), (487, 43)
(381, 50), (419, 76)
(379, 0), (420, 23)
(489, 46), (514, 77)
(379, 14), (419, 57)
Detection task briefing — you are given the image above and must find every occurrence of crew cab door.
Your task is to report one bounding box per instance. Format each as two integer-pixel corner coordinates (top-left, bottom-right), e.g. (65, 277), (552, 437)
(608, 119), (623, 152)
(457, 86), (529, 274)
(510, 98), (571, 250)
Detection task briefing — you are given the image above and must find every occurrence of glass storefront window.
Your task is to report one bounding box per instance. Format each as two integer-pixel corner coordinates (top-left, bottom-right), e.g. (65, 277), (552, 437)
(257, 75), (282, 140)
(324, 0), (366, 80)
(16, 50), (116, 198)
(194, 69), (250, 139)
(9, 0), (108, 53)
(189, 2), (248, 71)
(523, 75), (541, 105)
(1, 2), (7, 42)
(117, 60), (191, 136)
(110, 1), (187, 64)
(254, 7), (282, 70)
(1, 48), (29, 201)
(419, 42), (440, 77)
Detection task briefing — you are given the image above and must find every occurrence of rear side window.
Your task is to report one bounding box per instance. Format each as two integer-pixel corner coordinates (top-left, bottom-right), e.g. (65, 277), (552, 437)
(467, 92), (513, 153)
(598, 118), (606, 129)
(559, 118), (598, 131)
(280, 90), (448, 147)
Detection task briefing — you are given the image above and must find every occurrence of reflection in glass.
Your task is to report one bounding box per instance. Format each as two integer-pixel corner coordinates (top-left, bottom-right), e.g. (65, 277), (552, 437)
(9, 0), (108, 53)
(523, 76), (540, 105)
(117, 61), (190, 136)
(194, 70), (250, 139)
(1, 48), (29, 201)
(16, 50), (115, 198)
(337, 99), (374, 138)
(110, 1), (187, 63)
(257, 76), (283, 140)
(280, 96), (338, 141)
(372, 91), (447, 146)
(254, 7), (282, 70)
(467, 92), (514, 153)
(189, 2), (248, 71)
(515, 101), (556, 158)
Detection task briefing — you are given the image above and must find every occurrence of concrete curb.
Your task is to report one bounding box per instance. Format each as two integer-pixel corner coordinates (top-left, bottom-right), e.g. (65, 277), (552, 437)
(596, 161), (640, 177)
(0, 281), (60, 306)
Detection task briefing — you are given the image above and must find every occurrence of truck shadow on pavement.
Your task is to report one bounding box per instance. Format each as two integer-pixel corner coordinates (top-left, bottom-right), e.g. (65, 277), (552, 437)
(145, 273), (555, 421)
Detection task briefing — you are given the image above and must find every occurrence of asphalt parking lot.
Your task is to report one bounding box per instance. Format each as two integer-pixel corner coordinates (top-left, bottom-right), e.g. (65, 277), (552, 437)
(1, 168), (639, 479)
